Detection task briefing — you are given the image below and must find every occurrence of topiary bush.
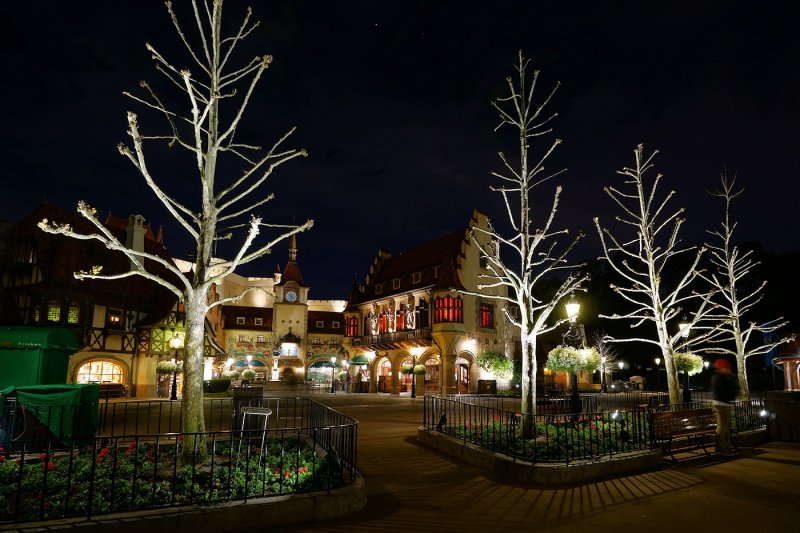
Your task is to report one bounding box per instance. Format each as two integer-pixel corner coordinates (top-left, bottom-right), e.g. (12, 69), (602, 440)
(401, 364), (414, 375)
(203, 378), (231, 393)
(242, 369), (257, 381)
(221, 370), (240, 379)
(413, 364), (427, 375)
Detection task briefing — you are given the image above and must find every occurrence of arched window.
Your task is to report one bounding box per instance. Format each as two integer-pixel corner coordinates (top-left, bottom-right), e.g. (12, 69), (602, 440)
(76, 360), (125, 384)
(378, 310), (388, 333)
(434, 295), (463, 323)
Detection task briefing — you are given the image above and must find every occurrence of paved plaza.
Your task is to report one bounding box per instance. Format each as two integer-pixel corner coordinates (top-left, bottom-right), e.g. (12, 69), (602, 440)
(268, 392), (800, 533)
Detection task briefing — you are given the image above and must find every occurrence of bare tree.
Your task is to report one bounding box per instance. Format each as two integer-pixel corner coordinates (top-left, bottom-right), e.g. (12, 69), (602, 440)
(594, 145), (716, 404)
(462, 52), (586, 434)
(699, 174), (793, 399)
(39, 0), (312, 460)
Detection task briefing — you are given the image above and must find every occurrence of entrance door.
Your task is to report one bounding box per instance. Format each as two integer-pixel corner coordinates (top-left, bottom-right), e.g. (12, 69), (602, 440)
(456, 361), (469, 394)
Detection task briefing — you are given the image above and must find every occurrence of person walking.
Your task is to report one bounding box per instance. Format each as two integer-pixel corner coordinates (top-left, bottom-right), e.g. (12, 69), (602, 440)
(711, 358), (738, 456)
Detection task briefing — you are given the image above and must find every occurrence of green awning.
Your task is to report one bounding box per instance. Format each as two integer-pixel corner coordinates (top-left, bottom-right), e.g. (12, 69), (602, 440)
(350, 355), (369, 365)
(0, 327), (78, 351)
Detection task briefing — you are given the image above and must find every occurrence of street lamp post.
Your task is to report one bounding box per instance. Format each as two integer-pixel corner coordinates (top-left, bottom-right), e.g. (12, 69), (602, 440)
(168, 333), (184, 401)
(330, 356), (336, 394)
(655, 357), (662, 390)
(600, 356), (607, 393)
(618, 361), (625, 382)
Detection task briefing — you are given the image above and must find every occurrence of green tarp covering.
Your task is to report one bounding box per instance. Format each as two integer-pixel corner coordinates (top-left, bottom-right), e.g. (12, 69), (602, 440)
(0, 327), (77, 388)
(0, 384), (99, 443)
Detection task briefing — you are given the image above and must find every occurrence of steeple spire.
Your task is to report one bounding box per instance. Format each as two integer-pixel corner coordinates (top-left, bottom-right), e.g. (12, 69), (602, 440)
(288, 233), (297, 262)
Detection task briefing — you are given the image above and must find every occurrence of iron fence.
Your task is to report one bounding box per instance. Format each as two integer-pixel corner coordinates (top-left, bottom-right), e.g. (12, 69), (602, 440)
(423, 394), (767, 465)
(0, 398), (358, 525)
(423, 395), (651, 464)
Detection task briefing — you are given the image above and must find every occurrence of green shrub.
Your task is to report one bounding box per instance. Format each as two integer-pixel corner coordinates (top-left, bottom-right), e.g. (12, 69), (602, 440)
(221, 370), (240, 379)
(477, 352), (514, 380)
(242, 369), (257, 380)
(155, 360), (178, 375)
(203, 378), (231, 393)
(401, 364), (413, 375)
(546, 346), (600, 373)
(674, 352), (704, 375)
(413, 364), (427, 375)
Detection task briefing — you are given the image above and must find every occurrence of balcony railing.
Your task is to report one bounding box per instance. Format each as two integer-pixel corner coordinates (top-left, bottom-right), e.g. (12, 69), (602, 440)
(352, 327), (431, 347)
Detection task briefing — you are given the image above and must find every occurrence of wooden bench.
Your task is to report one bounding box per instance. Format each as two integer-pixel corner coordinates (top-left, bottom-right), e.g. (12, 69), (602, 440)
(651, 408), (717, 460)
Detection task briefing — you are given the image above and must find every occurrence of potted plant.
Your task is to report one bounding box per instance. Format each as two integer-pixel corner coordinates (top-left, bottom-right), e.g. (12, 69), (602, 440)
(241, 369), (257, 386)
(546, 345), (601, 412)
(156, 360), (178, 375)
(221, 370), (240, 380)
(673, 352), (704, 402)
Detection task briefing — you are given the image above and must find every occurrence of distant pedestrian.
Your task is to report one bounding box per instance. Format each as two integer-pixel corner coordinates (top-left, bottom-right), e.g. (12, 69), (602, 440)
(711, 358), (738, 456)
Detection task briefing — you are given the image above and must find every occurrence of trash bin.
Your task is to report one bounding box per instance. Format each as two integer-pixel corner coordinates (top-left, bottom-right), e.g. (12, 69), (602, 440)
(764, 391), (800, 442)
(477, 379), (497, 394)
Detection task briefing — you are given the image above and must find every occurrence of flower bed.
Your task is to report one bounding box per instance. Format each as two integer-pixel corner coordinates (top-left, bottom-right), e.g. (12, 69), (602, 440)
(0, 435), (341, 523)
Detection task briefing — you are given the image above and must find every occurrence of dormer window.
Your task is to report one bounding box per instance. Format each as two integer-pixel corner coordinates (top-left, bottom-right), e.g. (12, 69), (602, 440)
(412, 272), (421, 284)
(316, 320), (324, 328)
(433, 266), (440, 278)
(106, 309), (122, 328)
(254, 317), (263, 326)
(375, 284), (383, 295)
(332, 321), (340, 329)
(392, 278), (401, 290)
(236, 316), (245, 325)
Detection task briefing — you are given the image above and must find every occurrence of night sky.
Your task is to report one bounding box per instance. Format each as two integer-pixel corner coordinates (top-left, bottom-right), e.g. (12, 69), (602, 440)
(2, 1), (799, 300)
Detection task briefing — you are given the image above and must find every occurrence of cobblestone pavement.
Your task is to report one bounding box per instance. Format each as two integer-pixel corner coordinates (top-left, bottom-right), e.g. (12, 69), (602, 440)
(266, 393), (800, 533)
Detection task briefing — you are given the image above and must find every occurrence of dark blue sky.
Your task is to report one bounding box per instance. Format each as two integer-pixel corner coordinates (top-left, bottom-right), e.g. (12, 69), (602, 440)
(2, 1), (798, 299)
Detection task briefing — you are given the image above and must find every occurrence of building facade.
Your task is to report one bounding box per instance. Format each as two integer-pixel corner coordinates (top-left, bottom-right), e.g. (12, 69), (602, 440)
(341, 210), (513, 394)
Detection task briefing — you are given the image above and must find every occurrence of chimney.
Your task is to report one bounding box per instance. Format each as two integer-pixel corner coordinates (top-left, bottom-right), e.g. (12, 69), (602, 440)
(125, 214), (147, 269)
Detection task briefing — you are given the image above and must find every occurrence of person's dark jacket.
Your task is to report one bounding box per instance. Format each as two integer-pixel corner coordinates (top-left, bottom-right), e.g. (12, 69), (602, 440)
(711, 372), (738, 403)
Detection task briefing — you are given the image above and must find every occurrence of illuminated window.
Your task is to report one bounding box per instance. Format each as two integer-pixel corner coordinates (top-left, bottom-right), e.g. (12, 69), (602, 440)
(67, 303), (80, 324)
(346, 317), (359, 337)
(434, 295), (463, 324)
(257, 335), (265, 343)
(106, 309), (122, 328)
(238, 334), (246, 342)
(396, 304), (406, 331)
(47, 301), (61, 322)
(76, 360), (124, 384)
(479, 303), (494, 329)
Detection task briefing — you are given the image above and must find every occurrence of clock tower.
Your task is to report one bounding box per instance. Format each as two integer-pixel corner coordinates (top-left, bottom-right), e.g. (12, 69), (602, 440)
(273, 234), (309, 359)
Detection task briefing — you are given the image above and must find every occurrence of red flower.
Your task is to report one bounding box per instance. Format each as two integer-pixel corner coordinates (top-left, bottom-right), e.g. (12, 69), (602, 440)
(0, 456), (7, 463)
(284, 471), (292, 478)
(42, 462), (56, 472)
(298, 467), (309, 474)
(127, 441), (137, 450)
(96, 458), (104, 464)
(39, 453), (47, 461)
(98, 448), (110, 458)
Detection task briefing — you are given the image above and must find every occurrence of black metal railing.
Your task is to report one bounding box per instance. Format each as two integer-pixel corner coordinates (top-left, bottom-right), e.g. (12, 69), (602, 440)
(423, 395), (651, 464)
(422, 394), (767, 465)
(352, 327), (431, 347)
(0, 398), (358, 525)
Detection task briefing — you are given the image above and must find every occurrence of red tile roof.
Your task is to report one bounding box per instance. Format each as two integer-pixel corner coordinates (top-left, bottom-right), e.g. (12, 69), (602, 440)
(308, 310), (345, 334)
(4, 203), (178, 320)
(348, 229), (467, 307)
(221, 306), (273, 331)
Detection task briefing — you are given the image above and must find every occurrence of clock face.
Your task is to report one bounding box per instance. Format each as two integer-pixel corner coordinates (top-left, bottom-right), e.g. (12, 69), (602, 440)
(285, 290), (297, 302)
